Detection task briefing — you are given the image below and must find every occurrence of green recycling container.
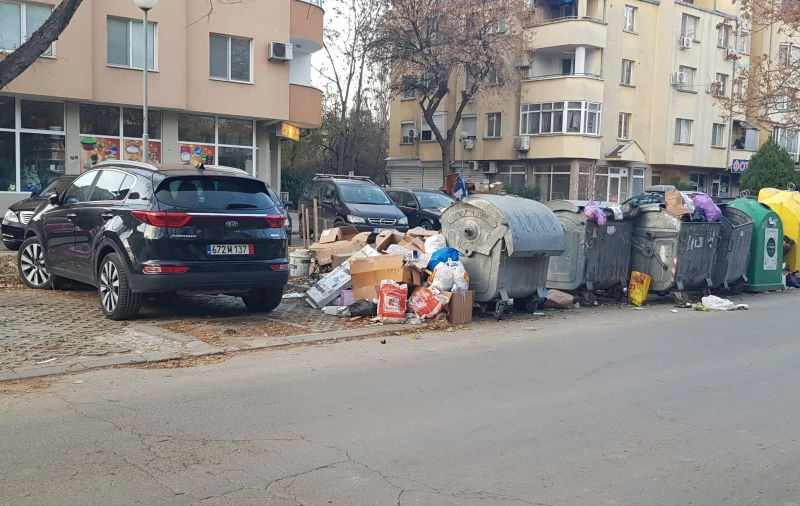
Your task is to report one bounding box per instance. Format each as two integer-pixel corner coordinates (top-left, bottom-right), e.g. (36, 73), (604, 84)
(727, 198), (784, 291)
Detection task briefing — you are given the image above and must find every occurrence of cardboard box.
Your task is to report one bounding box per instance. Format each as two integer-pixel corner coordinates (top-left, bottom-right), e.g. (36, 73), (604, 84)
(375, 231), (406, 253)
(306, 263), (352, 308)
(349, 255), (406, 289)
(317, 225), (360, 243)
(664, 189), (690, 217)
(471, 182), (504, 195)
(442, 290), (474, 324)
(402, 266), (427, 287)
(406, 229), (441, 239)
(309, 226), (371, 265)
(352, 285), (380, 302)
(332, 253), (353, 268)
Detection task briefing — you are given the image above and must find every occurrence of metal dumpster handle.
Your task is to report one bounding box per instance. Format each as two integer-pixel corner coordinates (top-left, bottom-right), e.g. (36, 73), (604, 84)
(632, 243), (669, 270)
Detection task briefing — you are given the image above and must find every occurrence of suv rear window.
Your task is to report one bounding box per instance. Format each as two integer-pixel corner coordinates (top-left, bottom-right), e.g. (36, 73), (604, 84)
(155, 176), (276, 210)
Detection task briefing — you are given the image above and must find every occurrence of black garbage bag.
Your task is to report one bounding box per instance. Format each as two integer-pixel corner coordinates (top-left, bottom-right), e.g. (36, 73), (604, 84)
(786, 272), (800, 288)
(348, 300), (377, 317)
(692, 207), (707, 222)
(784, 235), (795, 255)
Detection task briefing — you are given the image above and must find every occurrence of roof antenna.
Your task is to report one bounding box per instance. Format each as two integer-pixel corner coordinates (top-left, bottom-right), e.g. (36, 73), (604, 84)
(196, 163), (205, 170)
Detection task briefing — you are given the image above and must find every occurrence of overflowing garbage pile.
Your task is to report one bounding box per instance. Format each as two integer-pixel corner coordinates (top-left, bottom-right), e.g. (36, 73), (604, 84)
(301, 226), (475, 325)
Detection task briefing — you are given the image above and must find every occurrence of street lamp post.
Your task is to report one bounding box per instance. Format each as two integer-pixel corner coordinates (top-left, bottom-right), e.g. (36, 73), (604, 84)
(133, 0), (158, 163)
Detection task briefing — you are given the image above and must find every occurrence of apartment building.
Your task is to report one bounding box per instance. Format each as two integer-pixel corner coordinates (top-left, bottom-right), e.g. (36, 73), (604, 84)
(0, 0), (323, 213)
(387, 0), (776, 202)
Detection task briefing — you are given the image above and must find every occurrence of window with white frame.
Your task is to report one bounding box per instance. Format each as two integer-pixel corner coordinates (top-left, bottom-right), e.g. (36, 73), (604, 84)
(420, 112), (446, 141)
(486, 113), (501, 138)
(774, 126), (799, 155)
(621, 60), (633, 85)
(534, 165), (571, 201)
(402, 76), (415, 100)
(178, 114), (256, 174)
(623, 5), (636, 32)
(678, 66), (695, 91)
(0, 1), (53, 55)
(461, 115), (478, 139)
(79, 104), (163, 167)
(712, 123), (726, 148)
(738, 29), (750, 54)
(675, 118), (693, 144)
(681, 14), (699, 40)
(210, 34), (252, 83)
(778, 44), (800, 65)
(520, 101), (601, 136)
(618, 112), (631, 140)
(714, 73), (728, 96)
(107, 17), (156, 70)
(401, 122), (415, 144)
(632, 167), (645, 195)
(494, 165), (526, 187)
(718, 24), (733, 48)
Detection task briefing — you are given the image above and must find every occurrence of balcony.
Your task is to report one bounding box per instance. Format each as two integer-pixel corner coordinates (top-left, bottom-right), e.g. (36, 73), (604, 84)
(523, 135), (603, 160)
(524, 17), (607, 49)
(521, 74), (604, 104)
(290, 0), (324, 46)
(289, 84), (323, 128)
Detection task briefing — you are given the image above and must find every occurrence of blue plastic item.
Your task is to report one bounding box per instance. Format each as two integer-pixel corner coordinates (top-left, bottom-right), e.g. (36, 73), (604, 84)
(427, 247), (462, 270)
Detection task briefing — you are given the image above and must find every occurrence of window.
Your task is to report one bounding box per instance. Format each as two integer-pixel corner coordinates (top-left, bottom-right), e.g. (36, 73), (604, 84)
(624, 6), (636, 32)
(621, 60), (633, 85)
(779, 44), (800, 66)
(21, 100), (63, 130)
(777, 88), (797, 110)
(678, 66), (695, 91)
(632, 168), (645, 196)
(0, 2), (53, 55)
(651, 170), (662, 186)
(123, 108), (162, 140)
(485, 68), (501, 85)
(155, 177), (274, 210)
(520, 102), (601, 136)
(401, 122), (415, 144)
(80, 105), (121, 137)
(718, 24), (733, 49)
(733, 78), (745, 99)
(534, 165), (570, 201)
(107, 18), (156, 70)
(462, 115), (478, 138)
(560, 58), (574, 75)
(712, 123), (726, 148)
(421, 112), (446, 141)
(402, 76), (415, 100)
(178, 114), (215, 143)
(176, 115), (254, 173)
(774, 127), (799, 155)
(738, 29), (750, 54)
(486, 113), (502, 138)
(88, 170), (129, 202)
(63, 172), (99, 206)
(715, 73), (728, 96)
(618, 113), (631, 140)
(675, 118), (693, 144)
(210, 34), (252, 82)
(218, 118), (253, 146)
(681, 14), (699, 40)
(494, 165), (527, 188)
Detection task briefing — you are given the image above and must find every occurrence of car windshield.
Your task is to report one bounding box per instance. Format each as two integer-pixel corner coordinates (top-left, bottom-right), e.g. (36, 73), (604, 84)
(416, 192), (454, 209)
(338, 184), (392, 205)
(155, 176), (276, 210)
(38, 178), (65, 197)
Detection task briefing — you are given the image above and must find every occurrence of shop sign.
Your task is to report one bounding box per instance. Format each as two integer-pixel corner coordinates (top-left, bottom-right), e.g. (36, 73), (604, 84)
(731, 159), (749, 173)
(277, 122), (300, 141)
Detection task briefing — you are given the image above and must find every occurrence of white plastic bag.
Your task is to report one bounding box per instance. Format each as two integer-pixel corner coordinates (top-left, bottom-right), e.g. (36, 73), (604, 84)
(430, 259), (470, 292)
(425, 234), (447, 255)
(701, 295), (736, 311)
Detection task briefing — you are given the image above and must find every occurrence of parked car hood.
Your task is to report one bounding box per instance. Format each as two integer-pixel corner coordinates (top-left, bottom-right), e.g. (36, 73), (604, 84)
(9, 195), (47, 213)
(347, 203), (404, 219)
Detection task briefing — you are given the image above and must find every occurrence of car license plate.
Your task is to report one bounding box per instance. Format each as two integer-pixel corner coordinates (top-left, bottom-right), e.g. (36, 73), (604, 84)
(207, 244), (253, 255)
(373, 228), (393, 233)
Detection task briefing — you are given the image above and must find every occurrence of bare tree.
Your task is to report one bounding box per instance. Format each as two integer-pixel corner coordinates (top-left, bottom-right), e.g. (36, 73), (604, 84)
(373, 0), (526, 172)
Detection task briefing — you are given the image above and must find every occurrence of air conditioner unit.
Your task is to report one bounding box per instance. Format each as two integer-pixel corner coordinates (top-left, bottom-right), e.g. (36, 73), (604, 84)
(269, 42), (293, 61)
(467, 161), (480, 171)
(725, 48), (737, 59)
(463, 139), (475, 150)
(679, 37), (693, 49)
(671, 71), (687, 85)
(513, 136), (531, 152)
(408, 129), (416, 139)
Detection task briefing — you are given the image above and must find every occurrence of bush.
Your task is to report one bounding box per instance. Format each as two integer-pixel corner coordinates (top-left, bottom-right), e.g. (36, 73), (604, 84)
(501, 184), (543, 201)
(281, 169), (313, 206)
(740, 138), (799, 193)
(668, 176), (696, 191)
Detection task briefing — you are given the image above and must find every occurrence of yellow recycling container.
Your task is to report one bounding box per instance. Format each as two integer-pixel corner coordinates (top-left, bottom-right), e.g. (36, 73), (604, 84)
(759, 187), (800, 271)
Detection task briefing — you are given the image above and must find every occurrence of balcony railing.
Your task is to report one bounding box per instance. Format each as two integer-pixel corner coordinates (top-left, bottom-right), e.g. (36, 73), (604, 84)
(527, 72), (603, 81)
(524, 15), (604, 28)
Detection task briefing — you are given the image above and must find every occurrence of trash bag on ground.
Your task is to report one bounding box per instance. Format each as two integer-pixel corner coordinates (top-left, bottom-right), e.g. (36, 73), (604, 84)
(348, 300), (377, 317)
(424, 234), (447, 255)
(691, 194), (722, 222)
(427, 247), (461, 270)
(430, 259), (470, 292)
(701, 295), (736, 311)
(408, 287), (448, 319)
(691, 207), (707, 222)
(378, 280), (408, 319)
(583, 200), (607, 226)
(628, 271), (652, 306)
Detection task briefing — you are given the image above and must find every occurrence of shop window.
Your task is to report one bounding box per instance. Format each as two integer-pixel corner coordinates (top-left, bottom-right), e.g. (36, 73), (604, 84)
(178, 114), (215, 144)
(80, 104), (120, 136)
(20, 100), (63, 131)
(122, 108), (162, 140)
(0, 131), (15, 191)
(0, 97), (14, 129)
(20, 133), (65, 193)
(218, 117), (253, 146)
(218, 146), (253, 172)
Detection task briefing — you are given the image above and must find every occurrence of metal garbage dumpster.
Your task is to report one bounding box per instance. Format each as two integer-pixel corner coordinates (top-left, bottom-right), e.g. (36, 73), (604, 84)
(440, 194), (566, 319)
(545, 200), (633, 304)
(630, 204), (722, 304)
(758, 187), (800, 271)
(728, 196), (784, 291)
(709, 205), (753, 293)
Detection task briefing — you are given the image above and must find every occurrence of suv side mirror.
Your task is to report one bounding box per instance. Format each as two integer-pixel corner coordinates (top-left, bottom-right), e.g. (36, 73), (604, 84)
(48, 193), (59, 205)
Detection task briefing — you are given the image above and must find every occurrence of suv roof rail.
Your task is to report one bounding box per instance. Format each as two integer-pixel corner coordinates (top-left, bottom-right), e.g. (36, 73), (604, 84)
(314, 173), (373, 181)
(198, 164), (249, 174)
(95, 160), (158, 171)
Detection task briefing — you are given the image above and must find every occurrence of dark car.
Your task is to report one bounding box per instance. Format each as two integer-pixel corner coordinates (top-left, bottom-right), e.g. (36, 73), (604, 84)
(2, 176), (77, 251)
(17, 161), (289, 320)
(266, 186), (292, 246)
(297, 175), (408, 238)
(386, 189), (455, 230)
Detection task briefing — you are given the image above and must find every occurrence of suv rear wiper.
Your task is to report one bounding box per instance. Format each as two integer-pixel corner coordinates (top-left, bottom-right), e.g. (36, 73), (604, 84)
(226, 203), (258, 209)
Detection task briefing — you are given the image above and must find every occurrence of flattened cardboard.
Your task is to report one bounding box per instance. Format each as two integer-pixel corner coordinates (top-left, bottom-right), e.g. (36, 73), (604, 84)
(402, 266), (427, 287)
(406, 229), (441, 239)
(665, 189), (690, 217)
(309, 230), (371, 265)
(349, 255), (405, 289)
(375, 231), (405, 253)
(332, 253), (353, 268)
(317, 225), (360, 244)
(441, 290), (474, 324)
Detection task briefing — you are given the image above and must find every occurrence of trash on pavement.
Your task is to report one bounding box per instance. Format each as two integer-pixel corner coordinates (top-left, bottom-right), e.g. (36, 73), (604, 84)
(424, 234), (447, 255)
(322, 306), (347, 316)
(692, 304), (709, 311)
(441, 290), (474, 324)
(544, 289), (574, 309)
(408, 287), (448, 320)
(430, 259), (469, 292)
(308, 226), (371, 266)
(282, 292), (305, 299)
(670, 309), (679, 313)
(305, 246), (381, 308)
(36, 357), (57, 365)
(348, 300), (377, 317)
(427, 247), (462, 270)
(701, 295), (737, 311)
(628, 271), (652, 306)
(526, 326), (538, 331)
(378, 280), (408, 319)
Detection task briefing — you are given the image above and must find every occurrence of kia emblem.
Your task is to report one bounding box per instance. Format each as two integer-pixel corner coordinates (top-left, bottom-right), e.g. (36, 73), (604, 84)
(226, 220), (239, 229)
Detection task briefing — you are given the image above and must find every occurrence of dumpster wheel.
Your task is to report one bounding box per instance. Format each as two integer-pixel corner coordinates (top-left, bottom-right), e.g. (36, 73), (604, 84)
(611, 286), (625, 302)
(579, 289), (596, 306)
(730, 282), (744, 295)
(494, 302), (505, 320)
(672, 291), (690, 305)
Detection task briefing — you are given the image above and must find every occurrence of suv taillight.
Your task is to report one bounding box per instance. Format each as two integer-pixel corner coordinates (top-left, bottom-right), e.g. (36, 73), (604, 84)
(132, 211), (192, 227)
(265, 215), (285, 228)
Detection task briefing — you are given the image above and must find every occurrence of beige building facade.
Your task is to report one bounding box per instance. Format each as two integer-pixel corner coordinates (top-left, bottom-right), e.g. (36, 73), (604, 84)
(387, 0), (781, 202)
(0, 0), (323, 213)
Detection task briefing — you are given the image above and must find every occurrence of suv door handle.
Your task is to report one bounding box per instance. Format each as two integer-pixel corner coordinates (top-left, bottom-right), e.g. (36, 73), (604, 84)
(66, 213), (77, 219)
(100, 212), (114, 220)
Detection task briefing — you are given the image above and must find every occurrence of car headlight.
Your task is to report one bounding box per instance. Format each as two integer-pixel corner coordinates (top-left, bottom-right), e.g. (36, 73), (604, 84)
(3, 210), (19, 223)
(347, 215), (366, 224)
(398, 216), (409, 226)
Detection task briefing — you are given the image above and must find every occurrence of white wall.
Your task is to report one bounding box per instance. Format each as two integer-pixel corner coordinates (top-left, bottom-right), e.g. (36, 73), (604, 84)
(289, 52), (313, 87)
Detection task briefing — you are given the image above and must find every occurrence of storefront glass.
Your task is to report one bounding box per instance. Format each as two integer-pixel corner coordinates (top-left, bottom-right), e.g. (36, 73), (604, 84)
(178, 115), (256, 174)
(0, 132), (15, 192)
(20, 133), (66, 193)
(80, 105), (162, 167)
(179, 114), (215, 143)
(0, 97), (13, 129)
(21, 100), (64, 131)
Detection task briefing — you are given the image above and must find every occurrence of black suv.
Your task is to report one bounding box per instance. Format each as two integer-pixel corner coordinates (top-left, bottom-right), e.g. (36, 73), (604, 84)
(3, 175), (76, 251)
(17, 161), (289, 320)
(297, 175), (407, 237)
(386, 189), (454, 230)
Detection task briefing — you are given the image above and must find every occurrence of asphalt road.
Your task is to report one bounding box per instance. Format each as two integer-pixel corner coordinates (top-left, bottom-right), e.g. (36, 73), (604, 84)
(2, 293), (799, 506)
